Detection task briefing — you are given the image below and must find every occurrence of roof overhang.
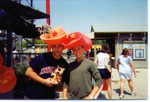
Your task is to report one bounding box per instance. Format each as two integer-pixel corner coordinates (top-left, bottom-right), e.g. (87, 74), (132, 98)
(86, 32), (94, 39)
(91, 25), (148, 33)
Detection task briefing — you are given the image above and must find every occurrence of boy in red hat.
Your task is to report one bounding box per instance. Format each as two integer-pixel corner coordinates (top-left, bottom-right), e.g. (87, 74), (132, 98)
(62, 32), (103, 99)
(24, 27), (68, 99)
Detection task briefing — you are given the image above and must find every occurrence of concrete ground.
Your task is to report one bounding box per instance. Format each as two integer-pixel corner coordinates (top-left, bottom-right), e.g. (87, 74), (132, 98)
(56, 68), (148, 101)
(97, 68), (148, 100)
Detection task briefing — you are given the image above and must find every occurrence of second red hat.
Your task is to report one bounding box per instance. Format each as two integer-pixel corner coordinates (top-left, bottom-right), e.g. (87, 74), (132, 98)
(0, 65), (17, 93)
(63, 32), (92, 52)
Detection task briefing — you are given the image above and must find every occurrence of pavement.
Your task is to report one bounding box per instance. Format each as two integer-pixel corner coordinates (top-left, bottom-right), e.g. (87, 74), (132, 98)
(56, 68), (148, 101)
(97, 68), (148, 100)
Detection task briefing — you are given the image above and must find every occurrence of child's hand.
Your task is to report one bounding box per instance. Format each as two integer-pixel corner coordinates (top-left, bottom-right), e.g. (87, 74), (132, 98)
(44, 78), (54, 87)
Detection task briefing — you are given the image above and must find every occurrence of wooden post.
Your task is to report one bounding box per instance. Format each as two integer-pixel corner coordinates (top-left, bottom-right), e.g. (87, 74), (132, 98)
(46, 0), (50, 25)
(6, 30), (13, 67)
(94, 33), (96, 58)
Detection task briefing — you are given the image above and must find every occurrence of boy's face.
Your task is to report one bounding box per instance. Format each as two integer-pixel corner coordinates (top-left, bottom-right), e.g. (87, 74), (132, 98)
(51, 44), (64, 58)
(72, 46), (84, 60)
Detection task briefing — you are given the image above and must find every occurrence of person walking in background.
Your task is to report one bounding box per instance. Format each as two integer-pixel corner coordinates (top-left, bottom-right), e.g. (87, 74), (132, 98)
(116, 48), (137, 99)
(37, 46), (41, 54)
(62, 32), (103, 99)
(30, 46), (36, 60)
(67, 49), (72, 63)
(12, 48), (18, 64)
(89, 48), (94, 61)
(94, 44), (112, 99)
(85, 50), (90, 60)
(36, 46), (41, 56)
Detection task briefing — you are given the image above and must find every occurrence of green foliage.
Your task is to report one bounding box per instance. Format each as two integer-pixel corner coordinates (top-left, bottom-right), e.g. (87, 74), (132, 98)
(13, 41), (27, 48)
(92, 40), (106, 44)
(96, 40), (106, 44)
(13, 39), (46, 48)
(22, 41), (27, 48)
(13, 62), (29, 76)
(34, 39), (45, 44)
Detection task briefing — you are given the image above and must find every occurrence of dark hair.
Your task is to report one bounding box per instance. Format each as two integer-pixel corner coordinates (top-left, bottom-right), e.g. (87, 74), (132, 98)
(121, 48), (129, 55)
(101, 44), (110, 54)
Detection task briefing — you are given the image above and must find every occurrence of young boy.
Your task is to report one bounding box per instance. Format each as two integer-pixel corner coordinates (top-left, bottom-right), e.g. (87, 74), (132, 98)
(62, 32), (103, 99)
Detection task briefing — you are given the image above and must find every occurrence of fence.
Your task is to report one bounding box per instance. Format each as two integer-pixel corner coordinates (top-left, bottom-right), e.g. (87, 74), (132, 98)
(11, 52), (74, 65)
(3, 52), (92, 66)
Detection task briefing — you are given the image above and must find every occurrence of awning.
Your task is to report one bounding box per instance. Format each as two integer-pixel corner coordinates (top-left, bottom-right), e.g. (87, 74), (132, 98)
(0, 1), (49, 19)
(0, 0), (49, 38)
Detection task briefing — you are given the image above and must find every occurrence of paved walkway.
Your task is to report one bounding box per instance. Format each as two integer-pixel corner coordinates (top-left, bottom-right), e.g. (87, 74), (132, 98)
(56, 68), (148, 101)
(97, 68), (148, 100)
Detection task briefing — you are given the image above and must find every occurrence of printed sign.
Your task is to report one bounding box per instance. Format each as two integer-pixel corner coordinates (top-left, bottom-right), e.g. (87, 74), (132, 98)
(123, 41), (146, 59)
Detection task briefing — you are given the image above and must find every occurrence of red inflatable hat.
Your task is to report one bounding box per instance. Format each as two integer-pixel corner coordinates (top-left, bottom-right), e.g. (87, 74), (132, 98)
(0, 65), (17, 93)
(40, 27), (67, 48)
(63, 32), (92, 52)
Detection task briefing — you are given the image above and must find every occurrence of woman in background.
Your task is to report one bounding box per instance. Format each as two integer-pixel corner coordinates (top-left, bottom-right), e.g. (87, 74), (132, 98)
(116, 48), (137, 99)
(94, 44), (112, 99)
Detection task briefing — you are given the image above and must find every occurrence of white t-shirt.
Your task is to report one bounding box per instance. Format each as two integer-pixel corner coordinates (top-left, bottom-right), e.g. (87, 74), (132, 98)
(13, 50), (18, 59)
(96, 52), (109, 69)
(31, 49), (36, 58)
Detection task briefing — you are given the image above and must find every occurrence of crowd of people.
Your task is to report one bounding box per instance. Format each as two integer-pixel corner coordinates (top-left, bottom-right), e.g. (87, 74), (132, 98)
(23, 27), (137, 100)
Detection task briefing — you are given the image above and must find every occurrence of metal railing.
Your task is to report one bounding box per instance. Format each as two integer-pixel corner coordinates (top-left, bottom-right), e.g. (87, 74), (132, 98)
(3, 52), (90, 66)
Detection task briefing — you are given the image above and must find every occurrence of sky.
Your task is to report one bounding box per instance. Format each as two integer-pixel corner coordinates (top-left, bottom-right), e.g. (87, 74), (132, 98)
(21, 0), (148, 35)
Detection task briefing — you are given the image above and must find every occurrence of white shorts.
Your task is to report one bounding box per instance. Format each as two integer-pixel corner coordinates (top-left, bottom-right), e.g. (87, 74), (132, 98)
(119, 72), (132, 80)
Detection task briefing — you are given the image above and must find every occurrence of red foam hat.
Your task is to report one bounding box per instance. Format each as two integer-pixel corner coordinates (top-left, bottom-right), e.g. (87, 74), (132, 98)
(0, 65), (17, 93)
(63, 32), (92, 52)
(40, 27), (67, 48)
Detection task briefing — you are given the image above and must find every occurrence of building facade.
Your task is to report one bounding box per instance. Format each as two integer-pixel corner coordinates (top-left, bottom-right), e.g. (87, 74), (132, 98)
(90, 25), (148, 68)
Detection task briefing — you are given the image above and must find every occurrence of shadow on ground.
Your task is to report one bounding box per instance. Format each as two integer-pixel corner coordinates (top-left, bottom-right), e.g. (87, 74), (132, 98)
(114, 88), (131, 96)
(97, 93), (107, 100)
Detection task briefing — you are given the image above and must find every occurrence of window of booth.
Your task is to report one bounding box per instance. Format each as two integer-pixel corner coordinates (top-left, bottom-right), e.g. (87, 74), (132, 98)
(123, 40), (146, 60)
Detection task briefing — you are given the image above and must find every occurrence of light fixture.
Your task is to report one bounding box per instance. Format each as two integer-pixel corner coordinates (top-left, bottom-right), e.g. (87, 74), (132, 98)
(142, 33), (146, 41)
(128, 33), (132, 41)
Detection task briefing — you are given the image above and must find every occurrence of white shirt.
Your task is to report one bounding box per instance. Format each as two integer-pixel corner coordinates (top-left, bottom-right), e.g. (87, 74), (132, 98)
(13, 50), (18, 59)
(31, 49), (36, 58)
(96, 52), (109, 69)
